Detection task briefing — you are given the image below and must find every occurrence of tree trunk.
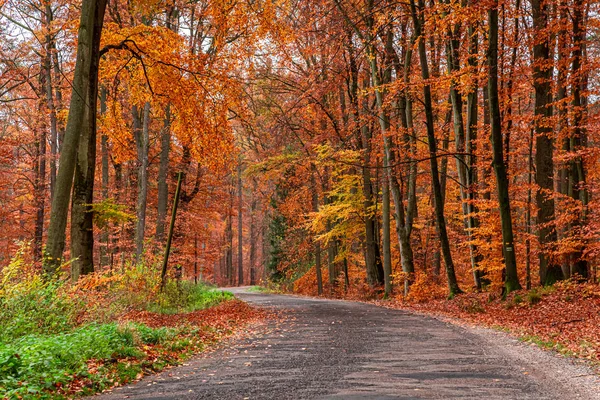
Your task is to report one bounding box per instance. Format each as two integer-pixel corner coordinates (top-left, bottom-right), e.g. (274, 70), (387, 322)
(237, 160), (244, 286)
(410, 0), (461, 296)
(249, 179), (258, 285)
(33, 114), (46, 262)
(351, 53), (383, 286)
(382, 180), (392, 297)
(568, 0), (588, 279)
(444, 16), (480, 290)
(367, 25), (411, 290)
(100, 87), (109, 267)
(43, 4), (58, 202)
(488, 1), (521, 293)
(43, 0), (108, 275)
(310, 165), (323, 295)
(466, 14), (483, 289)
(226, 184), (234, 285)
(156, 106), (171, 243)
(134, 102), (150, 264)
(531, 0), (561, 285)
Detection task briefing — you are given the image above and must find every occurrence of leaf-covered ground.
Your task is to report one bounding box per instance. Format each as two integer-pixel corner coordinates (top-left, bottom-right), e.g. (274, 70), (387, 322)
(377, 282), (600, 363)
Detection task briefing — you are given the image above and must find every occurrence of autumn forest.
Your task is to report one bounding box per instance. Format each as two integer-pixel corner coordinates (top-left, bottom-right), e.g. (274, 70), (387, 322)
(1, 0), (600, 396)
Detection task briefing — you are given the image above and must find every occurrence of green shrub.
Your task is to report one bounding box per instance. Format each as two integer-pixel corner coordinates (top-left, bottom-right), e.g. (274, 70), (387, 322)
(0, 248), (79, 343)
(150, 281), (233, 314)
(0, 323), (173, 398)
(527, 289), (542, 305)
(513, 294), (523, 305)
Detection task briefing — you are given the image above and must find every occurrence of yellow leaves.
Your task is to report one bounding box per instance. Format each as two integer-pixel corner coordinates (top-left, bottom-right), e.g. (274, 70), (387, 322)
(246, 153), (301, 180)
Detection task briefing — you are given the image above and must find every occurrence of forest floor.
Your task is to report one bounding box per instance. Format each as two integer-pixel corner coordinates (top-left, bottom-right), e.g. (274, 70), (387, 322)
(97, 288), (600, 400)
(375, 281), (600, 366)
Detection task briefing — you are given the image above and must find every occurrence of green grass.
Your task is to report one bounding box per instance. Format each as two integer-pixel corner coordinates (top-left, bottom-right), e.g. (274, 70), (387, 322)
(518, 334), (573, 356)
(246, 285), (270, 293)
(0, 322), (178, 399)
(148, 281), (234, 314)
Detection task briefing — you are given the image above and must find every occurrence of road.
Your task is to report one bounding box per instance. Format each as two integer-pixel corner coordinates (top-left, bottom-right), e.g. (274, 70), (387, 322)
(98, 288), (600, 399)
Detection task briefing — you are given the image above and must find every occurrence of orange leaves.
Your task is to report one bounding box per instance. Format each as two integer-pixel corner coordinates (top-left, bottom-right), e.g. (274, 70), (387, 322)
(99, 20), (238, 171)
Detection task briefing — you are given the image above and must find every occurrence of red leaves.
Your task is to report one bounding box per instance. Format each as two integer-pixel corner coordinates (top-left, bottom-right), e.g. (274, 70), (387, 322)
(121, 299), (269, 328)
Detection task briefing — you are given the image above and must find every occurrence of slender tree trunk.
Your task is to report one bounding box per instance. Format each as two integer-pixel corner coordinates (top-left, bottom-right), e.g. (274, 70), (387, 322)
(156, 106), (171, 243)
(367, 26), (412, 290)
(353, 66), (384, 286)
(43, 0), (108, 275)
(488, 0), (521, 293)
(382, 180), (392, 297)
(237, 160), (244, 286)
(226, 184), (234, 285)
(568, 0), (588, 279)
(410, 0), (461, 296)
(134, 102), (150, 264)
(43, 4), (58, 201)
(444, 15), (481, 289)
(466, 14), (483, 289)
(310, 165), (323, 295)
(249, 180), (258, 285)
(160, 172), (182, 289)
(100, 87), (109, 267)
(526, 128), (533, 289)
(33, 116), (46, 262)
(531, 0), (561, 285)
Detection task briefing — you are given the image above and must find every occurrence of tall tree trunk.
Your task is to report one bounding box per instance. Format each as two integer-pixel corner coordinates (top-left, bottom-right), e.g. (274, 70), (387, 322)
(237, 160), (244, 286)
(44, 0), (108, 275)
(526, 128), (534, 289)
(249, 179), (258, 285)
(43, 3), (58, 201)
(444, 12), (480, 289)
(310, 165), (323, 295)
(351, 53), (383, 286)
(33, 115), (46, 262)
(410, 0), (461, 296)
(569, 0), (588, 279)
(531, 0), (561, 285)
(134, 102), (150, 264)
(466, 13), (483, 289)
(382, 180), (392, 297)
(226, 184), (234, 285)
(367, 25), (412, 290)
(156, 106), (171, 243)
(488, 0), (521, 293)
(100, 87), (109, 267)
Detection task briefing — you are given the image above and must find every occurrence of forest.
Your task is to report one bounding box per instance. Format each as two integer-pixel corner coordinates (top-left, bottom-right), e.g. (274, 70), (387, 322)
(1, 0), (600, 397)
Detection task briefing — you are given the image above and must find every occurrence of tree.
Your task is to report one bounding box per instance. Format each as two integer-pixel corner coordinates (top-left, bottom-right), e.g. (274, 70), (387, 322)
(44, 0), (108, 276)
(531, 0), (561, 285)
(487, 0), (521, 293)
(409, 0), (461, 296)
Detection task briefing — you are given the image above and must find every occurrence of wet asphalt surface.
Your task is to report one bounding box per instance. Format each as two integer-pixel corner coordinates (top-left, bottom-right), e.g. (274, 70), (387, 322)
(97, 288), (600, 399)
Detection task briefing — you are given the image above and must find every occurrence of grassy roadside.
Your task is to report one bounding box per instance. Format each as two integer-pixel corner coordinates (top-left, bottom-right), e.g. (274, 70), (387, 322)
(0, 250), (269, 399)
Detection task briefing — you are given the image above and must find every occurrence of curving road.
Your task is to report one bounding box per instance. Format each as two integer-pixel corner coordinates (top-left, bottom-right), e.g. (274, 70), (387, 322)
(98, 288), (600, 399)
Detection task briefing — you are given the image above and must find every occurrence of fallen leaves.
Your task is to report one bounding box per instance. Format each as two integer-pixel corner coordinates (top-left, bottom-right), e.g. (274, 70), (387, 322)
(379, 282), (600, 362)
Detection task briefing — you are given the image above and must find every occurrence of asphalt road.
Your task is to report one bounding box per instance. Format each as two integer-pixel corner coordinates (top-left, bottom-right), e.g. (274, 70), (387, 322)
(98, 288), (600, 399)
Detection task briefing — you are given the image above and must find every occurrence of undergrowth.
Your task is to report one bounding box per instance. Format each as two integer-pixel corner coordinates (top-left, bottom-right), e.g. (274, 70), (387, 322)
(0, 245), (238, 399)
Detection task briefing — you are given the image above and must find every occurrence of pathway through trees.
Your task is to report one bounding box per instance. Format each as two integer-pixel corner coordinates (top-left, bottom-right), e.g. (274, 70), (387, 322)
(99, 289), (600, 399)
